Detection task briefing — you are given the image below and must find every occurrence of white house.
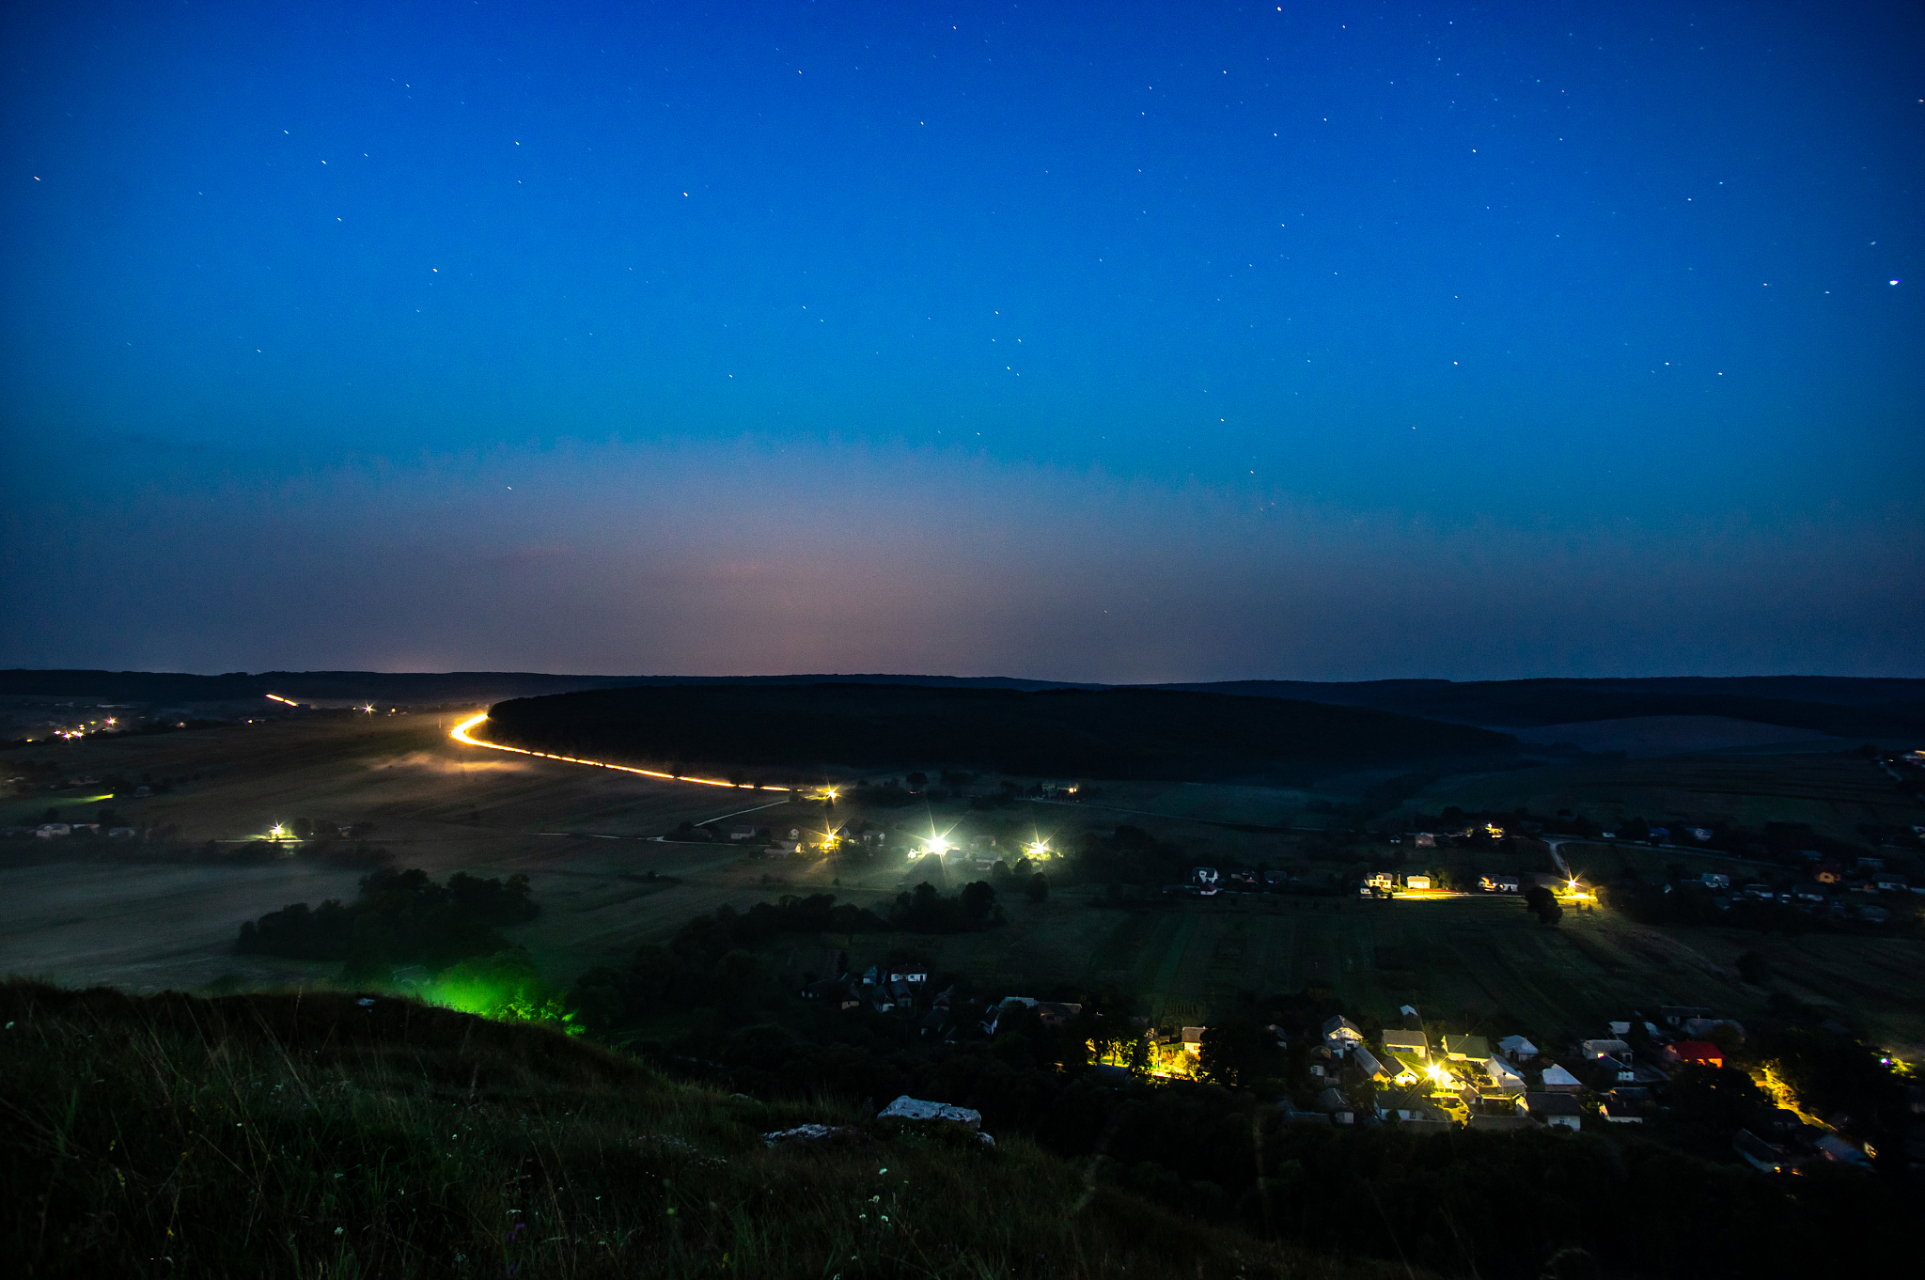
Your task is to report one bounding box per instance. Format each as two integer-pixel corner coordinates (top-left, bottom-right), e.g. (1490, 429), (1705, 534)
(1405, 875), (1433, 890)
(1540, 1063), (1583, 1092)
(1321, 1015), (1364, 1049)
(1581, 1039), (1631, 1060)
(1352, 1046), (1389, 1081)
(1486, 1057), (1527, 1091)
(1382, 1029), (1429, 1060)
(1497, 1034), (1538, 1061)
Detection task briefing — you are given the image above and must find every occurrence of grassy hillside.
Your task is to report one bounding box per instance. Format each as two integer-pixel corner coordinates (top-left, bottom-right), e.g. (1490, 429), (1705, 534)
(484, 684), (1519, 783)
(0, 980), (1370, 1280)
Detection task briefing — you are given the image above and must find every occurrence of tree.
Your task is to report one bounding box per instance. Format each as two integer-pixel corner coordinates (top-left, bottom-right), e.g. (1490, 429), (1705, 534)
(960, 880), (998, 922)
(1524, 885), (1563, 924)
(1198, 1017), (1266, 1087)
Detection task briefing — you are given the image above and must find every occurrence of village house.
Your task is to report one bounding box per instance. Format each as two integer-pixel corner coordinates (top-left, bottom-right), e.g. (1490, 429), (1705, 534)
(1814, 1134), (1873, 1168)
(1405, 875), (1432, 890)
(1485, 1056), (1527, 1092)
(1383, 1054), (1424, 1086)
(1539, 1063), (1583, 1092)
(1443, 1034), (1489, 1061)
(1665, 1040), (1724, 1069)
(1522, 1092), (1584, 1131)
(1581, 1038), (1632, 1060)
(1321, 1015), (1364, 1051)
(1351, 1046), (1389, 1081)
(981, 996), (1083, 1036)
(1314, 1087), (1356, 1124)
(918, 985), (955, 1037)
(1497, 1034), (1538, 1062)
(1733, 1129), (1791, 1173)
(1381, 1028), (1428, 1060)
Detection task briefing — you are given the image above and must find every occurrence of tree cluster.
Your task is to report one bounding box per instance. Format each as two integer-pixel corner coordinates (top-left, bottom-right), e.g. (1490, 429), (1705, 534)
(234, 867), (537, 971)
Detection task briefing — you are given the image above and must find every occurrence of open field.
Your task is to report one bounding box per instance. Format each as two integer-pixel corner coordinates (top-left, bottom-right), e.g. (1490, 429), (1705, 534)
(1395, 749), (1925, 846)
(742, 888), (1925, 1056)
(5, 714), (1923, 1057)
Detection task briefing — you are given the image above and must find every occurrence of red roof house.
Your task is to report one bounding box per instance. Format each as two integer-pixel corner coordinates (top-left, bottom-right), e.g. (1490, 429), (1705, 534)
(1666, 1040), (1724, 1069)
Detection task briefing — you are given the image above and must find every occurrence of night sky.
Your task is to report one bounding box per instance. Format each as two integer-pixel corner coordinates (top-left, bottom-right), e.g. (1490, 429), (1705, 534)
(3, 1), (1920, 681)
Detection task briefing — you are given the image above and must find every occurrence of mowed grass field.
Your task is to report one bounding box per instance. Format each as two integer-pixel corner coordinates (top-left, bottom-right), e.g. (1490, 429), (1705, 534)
(5, 716), (1923, 1056)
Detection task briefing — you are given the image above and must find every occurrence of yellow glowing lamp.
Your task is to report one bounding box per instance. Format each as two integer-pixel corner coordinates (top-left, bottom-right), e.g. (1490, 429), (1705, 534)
(1026, 840), (1051, 859)
(269, 824), (290, 840)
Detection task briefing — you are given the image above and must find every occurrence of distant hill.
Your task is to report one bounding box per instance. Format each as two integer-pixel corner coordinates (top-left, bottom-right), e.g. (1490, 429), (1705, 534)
(6, 668), (1918, 743)
(0, 669), (1095, 706)
(1160, 677), (1925, 739)
(482, 683), (1519, 783)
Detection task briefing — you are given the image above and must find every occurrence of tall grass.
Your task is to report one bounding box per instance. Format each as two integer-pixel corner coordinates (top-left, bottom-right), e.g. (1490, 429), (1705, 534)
(1, 981), (1395, 1278)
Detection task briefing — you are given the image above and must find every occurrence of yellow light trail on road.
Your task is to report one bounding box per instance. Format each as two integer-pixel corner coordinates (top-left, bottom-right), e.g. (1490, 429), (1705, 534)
(264, 693), (298, 706)
(449, 713), (745, 789)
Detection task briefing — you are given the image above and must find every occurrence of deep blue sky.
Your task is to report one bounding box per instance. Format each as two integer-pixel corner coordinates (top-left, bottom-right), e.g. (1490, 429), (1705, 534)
(3, 1), (1921, 680)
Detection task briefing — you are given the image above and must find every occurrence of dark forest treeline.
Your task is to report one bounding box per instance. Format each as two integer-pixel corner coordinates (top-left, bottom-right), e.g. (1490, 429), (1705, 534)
(482, 683), (1520, 783)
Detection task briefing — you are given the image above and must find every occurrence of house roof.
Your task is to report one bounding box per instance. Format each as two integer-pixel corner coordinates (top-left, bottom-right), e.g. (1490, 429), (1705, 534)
(1539, 1064), (1583, 1089)
(1382, 1030), (1428, 1058)
(1443, 1034), (1490, 1059)
(1469, 1114), (1540, 1131)
(1498, 1034), (1538, 1056)
(1321, 1015), (1362, 1038)
(1385, 1051), (1428, 1078)
(1523, 1092), (1583, 1116)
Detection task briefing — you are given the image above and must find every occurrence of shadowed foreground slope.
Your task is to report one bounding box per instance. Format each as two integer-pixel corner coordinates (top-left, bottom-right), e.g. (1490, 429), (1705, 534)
(485, 684), (1519, 783)
(0, 981), (1376, 1280)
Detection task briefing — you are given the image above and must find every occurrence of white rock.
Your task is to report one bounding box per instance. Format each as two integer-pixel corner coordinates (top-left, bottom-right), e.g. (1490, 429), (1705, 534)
(877, 1095), (982, 1130)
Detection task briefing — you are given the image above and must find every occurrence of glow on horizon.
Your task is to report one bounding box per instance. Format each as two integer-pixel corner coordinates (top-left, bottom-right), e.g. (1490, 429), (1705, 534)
(449, 712), (744, 789)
